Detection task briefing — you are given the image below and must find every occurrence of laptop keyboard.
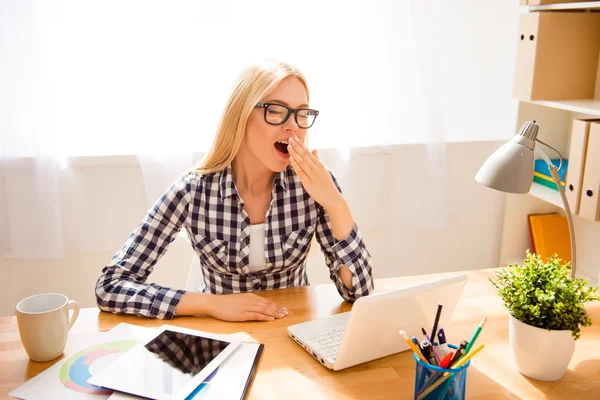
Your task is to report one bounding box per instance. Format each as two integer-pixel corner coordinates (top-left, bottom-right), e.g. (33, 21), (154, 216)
(307, 326), (346, 359)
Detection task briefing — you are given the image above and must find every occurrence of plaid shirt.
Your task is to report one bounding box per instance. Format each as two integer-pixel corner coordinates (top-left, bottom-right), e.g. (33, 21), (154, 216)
(95, 164), (374, 319)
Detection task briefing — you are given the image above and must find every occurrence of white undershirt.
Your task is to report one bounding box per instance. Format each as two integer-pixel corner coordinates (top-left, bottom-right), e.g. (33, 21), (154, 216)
(248, 223), (267, 273)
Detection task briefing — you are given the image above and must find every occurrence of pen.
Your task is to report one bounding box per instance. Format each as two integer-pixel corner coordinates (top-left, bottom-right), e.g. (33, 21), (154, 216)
(430, 304), (443, 341)
(421, 327), (442, 362)
(421, 327), (430, 342)
(448, 339), (468, 366)
(417, 345), (485, 400)
(420, 340), (438, 366)
(464, 316), (487, 355)
(399, 330), (427, 363)
(411, 337), (422, 351)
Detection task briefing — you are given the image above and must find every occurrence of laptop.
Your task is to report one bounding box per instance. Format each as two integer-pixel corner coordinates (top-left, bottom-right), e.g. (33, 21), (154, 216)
(287, 274), (468, 371)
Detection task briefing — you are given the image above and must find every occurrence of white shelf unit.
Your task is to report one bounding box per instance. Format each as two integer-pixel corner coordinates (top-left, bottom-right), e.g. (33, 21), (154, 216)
(525, 99), (600, 117)
(502, 0), (600, 283)
(525, 2), (600, 12)
(528, 182), (563, 208)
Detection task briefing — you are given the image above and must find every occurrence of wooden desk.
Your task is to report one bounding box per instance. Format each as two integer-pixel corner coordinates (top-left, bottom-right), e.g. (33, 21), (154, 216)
(1, 269), (599, 399)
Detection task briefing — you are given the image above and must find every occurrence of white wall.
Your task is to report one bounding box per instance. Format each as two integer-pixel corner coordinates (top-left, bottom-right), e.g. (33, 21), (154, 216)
(0, 141), (508, 316)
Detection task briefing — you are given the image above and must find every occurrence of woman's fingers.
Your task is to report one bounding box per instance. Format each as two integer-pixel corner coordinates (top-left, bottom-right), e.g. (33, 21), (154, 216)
(251, 295), (287, 318)
(248, 304), (286, 319)
(291, 136), (319, 164)
(262, 299), (287, 315)
(288, 137), (316, 169)
(210, 293), (288, 322)
(289, 154), (310, 181)
(260, 299), (287, 313)
(246, 312), (275, 321)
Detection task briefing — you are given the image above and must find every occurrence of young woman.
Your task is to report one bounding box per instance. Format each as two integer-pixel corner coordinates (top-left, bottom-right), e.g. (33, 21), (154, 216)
(95, 60), (373, 322)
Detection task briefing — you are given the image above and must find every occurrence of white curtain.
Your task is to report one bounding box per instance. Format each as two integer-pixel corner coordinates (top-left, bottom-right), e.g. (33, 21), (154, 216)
(0, 0), (518, 258)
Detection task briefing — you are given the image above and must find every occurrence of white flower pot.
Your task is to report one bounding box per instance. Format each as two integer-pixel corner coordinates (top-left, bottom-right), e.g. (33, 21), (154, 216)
(509, 314), (575, 381)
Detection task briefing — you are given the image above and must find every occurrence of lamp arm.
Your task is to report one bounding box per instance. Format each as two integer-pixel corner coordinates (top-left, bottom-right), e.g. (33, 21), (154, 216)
(535, 138), (563, 172)
(550, 168), (576, 279)
(535, 146), (576, 279)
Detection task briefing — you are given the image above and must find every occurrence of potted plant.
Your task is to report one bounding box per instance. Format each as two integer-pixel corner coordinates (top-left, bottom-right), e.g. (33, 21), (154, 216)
(490, 250), (600, 381)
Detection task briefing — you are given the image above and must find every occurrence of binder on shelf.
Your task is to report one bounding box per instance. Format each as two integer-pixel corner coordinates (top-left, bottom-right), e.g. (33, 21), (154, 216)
(533, 158), (568, 191)
(579, 122), (600, 221)
(527, 0), (591, 5)
(513, 12), (600, 101)
(528, 213), (571, 263)
(566, 119), (597, 215)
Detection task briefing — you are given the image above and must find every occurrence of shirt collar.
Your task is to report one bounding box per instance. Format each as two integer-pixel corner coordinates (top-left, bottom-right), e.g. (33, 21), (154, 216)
(219, 164), (288, 201)
(273, 167), (288, 192)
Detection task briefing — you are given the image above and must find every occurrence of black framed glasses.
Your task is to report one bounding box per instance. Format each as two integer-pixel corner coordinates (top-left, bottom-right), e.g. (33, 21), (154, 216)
(255, 102), (319, 129)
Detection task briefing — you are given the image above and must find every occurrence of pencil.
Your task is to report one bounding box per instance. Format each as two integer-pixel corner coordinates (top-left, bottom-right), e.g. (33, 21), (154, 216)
(464, 316), (487, 355)
(399, 330), (427, 363)
(450, 344), (484, 369)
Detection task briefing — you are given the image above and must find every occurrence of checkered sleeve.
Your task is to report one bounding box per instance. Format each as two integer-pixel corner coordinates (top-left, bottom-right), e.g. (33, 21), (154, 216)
(315, 172), (374, 302)
(95, 174), (193, 319)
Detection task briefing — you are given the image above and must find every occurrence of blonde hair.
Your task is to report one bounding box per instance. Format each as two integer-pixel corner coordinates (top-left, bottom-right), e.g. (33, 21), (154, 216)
(192, 60), (310, 175)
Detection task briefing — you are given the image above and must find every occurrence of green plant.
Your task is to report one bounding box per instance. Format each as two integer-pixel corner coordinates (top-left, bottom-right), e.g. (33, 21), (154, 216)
(490, 250), (600, 340)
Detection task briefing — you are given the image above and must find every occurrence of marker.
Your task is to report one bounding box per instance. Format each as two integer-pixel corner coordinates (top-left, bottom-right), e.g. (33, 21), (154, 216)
(399, 330), (427, 363)
(430, 304), (443, 341)
(437, 328), (450, 355)
(437, 328), (447, 344)
(439, 351), (455, 369)
(464, 317), (487, 355)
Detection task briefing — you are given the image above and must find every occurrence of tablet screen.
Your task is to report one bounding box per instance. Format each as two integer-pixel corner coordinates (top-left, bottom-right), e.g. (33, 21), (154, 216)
(100, 329), (232, 397)
(144, 330), (230, 378)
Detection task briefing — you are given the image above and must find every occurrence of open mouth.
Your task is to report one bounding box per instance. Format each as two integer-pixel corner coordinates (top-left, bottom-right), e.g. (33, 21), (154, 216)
(274, 141), (290, 156)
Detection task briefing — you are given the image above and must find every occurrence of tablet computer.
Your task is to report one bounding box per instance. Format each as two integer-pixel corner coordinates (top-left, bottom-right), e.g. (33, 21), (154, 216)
(87, 325), (242, 400)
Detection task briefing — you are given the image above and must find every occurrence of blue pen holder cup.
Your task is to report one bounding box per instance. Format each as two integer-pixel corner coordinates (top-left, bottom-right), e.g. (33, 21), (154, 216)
(413, 345), (470, 400)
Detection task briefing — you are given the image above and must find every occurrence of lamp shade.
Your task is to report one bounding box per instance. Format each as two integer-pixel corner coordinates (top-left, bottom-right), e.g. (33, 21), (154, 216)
(475, 136), (535, 194)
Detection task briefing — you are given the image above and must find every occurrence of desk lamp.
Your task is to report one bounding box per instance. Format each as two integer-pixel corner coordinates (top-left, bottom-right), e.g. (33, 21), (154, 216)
(474, 120), (576, 279)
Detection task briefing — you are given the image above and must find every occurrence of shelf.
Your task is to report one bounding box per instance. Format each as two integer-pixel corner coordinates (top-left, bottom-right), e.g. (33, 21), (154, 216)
(528, 182), (563, 208)
(524, 99), (600, 116)
(524, 1), (600, 12)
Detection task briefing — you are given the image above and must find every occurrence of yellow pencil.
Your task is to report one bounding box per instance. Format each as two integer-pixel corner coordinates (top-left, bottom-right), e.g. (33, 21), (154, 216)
(399, 330), (427, 363)
(449, 343), (484, 369)
(416, 344), (485, 400)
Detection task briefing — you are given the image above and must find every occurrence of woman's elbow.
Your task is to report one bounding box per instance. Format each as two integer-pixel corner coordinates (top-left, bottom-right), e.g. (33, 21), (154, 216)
(94, 275), (111, 311)
(94, 271), (123, 313)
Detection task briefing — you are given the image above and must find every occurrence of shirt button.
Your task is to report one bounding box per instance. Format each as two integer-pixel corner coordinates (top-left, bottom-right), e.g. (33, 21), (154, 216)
(158, 313), (165, 319)
(253, 283), (261, 290)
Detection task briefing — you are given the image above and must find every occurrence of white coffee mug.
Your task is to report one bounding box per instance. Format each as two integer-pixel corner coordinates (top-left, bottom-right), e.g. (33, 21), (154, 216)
(15, 293), (79, 362)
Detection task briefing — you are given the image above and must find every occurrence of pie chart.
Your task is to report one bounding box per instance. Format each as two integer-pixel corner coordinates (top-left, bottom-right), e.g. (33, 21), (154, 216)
(59, 340), (138, 394)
